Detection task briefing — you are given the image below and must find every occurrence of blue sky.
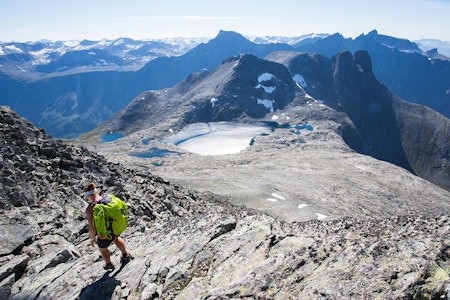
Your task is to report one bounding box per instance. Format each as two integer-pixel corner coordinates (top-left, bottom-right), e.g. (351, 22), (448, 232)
(1, 0), (449, 42)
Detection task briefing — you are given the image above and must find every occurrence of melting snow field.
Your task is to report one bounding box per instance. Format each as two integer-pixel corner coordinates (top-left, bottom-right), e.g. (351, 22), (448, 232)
(164, 122), (272, 155)
(266, 192), (328, 220)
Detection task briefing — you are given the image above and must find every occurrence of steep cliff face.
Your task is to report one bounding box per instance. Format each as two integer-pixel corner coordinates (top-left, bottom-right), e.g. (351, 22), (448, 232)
(392, 97), (450, 191)
(267, 50), (450, 191)
(293, 30), (450, 119)
(332, 50), (412, 172)
(334, 50), (450, 191)
(1, 105), (450, 300)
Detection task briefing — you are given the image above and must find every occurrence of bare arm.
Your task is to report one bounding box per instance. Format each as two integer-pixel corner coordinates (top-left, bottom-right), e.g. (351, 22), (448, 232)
(86, 206), (96, 246)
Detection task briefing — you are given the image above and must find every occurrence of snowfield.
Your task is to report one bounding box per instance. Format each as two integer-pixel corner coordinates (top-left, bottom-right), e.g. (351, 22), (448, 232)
(163, 122), (272, 155)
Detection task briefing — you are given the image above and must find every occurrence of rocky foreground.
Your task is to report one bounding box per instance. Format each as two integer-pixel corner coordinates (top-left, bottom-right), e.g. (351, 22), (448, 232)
(1, 104), (450, 299)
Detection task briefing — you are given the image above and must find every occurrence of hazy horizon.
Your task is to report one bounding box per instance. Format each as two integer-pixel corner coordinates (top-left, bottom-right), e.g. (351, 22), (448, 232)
(1, 0), (450, 43)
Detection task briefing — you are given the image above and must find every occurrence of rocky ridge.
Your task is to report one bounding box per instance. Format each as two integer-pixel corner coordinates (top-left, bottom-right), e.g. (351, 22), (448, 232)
(1, 104), (450, 299)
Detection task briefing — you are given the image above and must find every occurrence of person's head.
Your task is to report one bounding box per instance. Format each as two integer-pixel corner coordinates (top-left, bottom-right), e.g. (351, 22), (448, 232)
(83, 182), (98, 201)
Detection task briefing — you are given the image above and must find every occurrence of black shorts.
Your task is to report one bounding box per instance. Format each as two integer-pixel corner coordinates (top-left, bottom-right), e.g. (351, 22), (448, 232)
(97, 235), (117, 248)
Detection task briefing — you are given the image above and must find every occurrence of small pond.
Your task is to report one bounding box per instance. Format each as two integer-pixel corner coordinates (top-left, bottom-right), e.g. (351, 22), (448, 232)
(292, 123), (314, 134)
(129, 147), (181, 158)
(101, 132), (125, 143)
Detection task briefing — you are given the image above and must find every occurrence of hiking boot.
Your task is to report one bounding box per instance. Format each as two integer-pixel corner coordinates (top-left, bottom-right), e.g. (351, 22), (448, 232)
(120, 253), (133, 265)
(103, 262), (115, 270)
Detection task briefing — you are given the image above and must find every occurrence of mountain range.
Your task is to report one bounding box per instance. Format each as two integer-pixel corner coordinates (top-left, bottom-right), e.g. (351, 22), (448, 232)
(1, 29), (450, 299)
(1, 30), (449, 138)
(86, 49), (449, 196)
(0, 37), (206, 78)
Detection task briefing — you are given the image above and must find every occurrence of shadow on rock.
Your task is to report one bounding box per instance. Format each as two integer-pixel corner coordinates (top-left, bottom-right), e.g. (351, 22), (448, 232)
(78, 271), (122, 300)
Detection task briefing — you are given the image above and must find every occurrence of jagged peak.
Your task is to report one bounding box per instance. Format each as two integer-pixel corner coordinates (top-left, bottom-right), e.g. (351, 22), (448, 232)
(328, 32), (345, 39)
(353, 50), (372, 71)
(368, 29), (378, 36)
(356, 29), (421, 51)
(212, 30), (252, 44)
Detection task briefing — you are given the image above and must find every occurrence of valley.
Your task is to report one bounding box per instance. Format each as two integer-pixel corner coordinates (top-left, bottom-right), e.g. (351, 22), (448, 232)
(91, 98), (450, 224)
(1, 29), (450, 299)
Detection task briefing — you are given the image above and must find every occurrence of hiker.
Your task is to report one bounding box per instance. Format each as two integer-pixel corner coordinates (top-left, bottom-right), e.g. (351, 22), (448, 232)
(83, 182), (132, 270)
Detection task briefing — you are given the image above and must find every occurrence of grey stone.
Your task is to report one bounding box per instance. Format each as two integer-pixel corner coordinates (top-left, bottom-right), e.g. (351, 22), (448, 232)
(0, 273), (15, 300)
(0, 254), (29, 282)
(1, 90), (450, 299)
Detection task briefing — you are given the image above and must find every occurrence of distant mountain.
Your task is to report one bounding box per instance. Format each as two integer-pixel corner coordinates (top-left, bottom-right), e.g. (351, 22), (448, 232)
(416, 38), (450, 58)
(247, 33), (330, 45)
(1, 30), (449, 138)
(134, 31), (293, 92)
(94, 51), (450, 191)
(1, 31), (293, 138)
(292, 30), (450, 119)
(0, 37), (204, 79)
(94, 54), (296, 136)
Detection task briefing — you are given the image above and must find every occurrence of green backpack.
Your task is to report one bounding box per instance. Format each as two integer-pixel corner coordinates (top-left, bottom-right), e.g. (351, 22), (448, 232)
(93, 195), (128, 240)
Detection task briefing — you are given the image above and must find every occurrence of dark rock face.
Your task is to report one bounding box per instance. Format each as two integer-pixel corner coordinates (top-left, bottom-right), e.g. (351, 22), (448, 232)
(334, 51), (450, 191)
(294, 29), (450, 119)
(332, 50), (412, 172)
(265, 51), (336, 105)
(1, 105), (450, 299)
(268, 50), (450, 191)
(185, 54), (296, 123)
(392, 98), (450, 191)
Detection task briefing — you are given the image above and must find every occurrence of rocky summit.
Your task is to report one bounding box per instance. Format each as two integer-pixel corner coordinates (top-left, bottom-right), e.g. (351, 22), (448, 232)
(1, 99), (450, 300)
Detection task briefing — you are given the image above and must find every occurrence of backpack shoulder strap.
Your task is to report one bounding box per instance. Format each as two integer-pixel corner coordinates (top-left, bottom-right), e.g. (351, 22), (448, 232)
(98, 195), (112, 205)
(93, 198), (113, 239)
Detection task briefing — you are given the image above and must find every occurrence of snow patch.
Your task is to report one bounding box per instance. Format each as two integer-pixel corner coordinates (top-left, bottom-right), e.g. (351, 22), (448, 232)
(256, 72), (276, 93)
(258, 73), (275, 82)
(255, 84), (276, 93)
(211, 97), (218, 108)
(164, 122), (272, 156)
(282, 113), (291, 120)
(257, 99), (274, 112)
(266, 193), (285, 203)
(354, 164), (367, 171)
(293, 74), (307, 88)
(297, 204), (308, 209)
(271, 193), (285, 200)
(4, 45), (24, 54)
(316, 213), (328, 220)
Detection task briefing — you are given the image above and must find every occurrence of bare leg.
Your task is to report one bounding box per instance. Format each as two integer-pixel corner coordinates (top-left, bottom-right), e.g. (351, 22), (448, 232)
(99, 247), (111, 264)
(113, 236), (127, 255)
